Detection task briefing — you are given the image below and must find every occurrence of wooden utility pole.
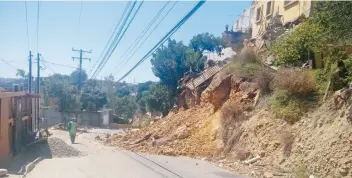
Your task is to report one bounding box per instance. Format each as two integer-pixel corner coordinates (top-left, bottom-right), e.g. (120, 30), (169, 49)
(72, 48), (91, 90)
(28, 51), (33, 93)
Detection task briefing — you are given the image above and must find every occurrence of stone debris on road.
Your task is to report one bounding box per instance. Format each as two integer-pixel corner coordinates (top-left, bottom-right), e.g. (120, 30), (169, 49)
(47, 137), (85, 158)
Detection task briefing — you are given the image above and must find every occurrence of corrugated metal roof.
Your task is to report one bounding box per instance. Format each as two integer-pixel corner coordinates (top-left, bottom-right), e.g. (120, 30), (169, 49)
(185, 65), (224, 90)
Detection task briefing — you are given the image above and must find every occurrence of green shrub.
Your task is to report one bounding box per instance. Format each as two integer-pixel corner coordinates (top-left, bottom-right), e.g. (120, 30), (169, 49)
(271, 90), (306, 124)
(271, 22), (322, 66)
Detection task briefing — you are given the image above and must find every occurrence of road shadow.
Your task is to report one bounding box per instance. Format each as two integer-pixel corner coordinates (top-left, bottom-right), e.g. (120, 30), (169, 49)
(7, 140), (53, 175)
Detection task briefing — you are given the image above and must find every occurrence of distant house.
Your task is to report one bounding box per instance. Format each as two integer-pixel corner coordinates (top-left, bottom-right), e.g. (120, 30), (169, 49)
(233, 3), (255, 34)
(251, 0), (313, 38)
(204, 47), (236, 65)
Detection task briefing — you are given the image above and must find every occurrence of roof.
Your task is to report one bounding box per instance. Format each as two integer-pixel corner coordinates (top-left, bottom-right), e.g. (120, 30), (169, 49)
(184, 65), (225, 90)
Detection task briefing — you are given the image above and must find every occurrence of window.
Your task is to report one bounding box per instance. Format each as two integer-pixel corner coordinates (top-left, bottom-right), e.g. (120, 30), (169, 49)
(266, 1), (272, 16)
(256, 7), (262, 22)
(284, 0), (293, 6)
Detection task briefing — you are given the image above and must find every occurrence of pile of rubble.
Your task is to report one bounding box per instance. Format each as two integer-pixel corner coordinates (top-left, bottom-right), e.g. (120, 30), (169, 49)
(106, 70), (352, 177)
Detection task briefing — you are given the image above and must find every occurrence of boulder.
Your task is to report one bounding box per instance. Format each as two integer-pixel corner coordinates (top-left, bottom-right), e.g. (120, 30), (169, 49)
(238, 81), (259, 93)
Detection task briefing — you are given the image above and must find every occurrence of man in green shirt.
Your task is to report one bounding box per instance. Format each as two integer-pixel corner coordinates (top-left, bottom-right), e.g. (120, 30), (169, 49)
(67, 118), (78, 144)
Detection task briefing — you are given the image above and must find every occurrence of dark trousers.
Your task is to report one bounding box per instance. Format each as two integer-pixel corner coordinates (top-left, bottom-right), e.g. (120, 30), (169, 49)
(70, 134), (76, 144)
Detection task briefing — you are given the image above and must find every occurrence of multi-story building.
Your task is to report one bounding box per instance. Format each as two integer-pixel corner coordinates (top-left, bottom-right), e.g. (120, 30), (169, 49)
(232, 2), (255, 34)
(251, 0), (312, 38)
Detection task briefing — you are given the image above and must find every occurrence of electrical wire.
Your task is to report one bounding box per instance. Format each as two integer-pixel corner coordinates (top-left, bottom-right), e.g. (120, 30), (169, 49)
(96, 1), (144, 78)
(74, 0), (84, 47)
(41, 59), (77, 69)
(113, 1), (177, 77)
(91, 1), (143, 79)
(41, 61), (56, 73)
(116, 1), (170, 65)
(0, 58), (16, 69)
(91, 1), (141, 78)
(37, 0), (40, 52)
(116, 0), (206, 82)
(24, 0), (30, 51)
(88, 1), (132, 76)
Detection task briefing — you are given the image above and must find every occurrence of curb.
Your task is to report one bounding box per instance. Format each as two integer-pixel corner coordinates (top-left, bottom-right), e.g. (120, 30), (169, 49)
(20, 157), (43, 178)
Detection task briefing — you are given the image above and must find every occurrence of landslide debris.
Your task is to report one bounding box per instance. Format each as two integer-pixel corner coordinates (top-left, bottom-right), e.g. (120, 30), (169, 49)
(106, 72), (352, 178)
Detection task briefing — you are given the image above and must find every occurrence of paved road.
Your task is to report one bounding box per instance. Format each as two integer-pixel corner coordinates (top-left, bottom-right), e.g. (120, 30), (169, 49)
(23, 130), (245, 178)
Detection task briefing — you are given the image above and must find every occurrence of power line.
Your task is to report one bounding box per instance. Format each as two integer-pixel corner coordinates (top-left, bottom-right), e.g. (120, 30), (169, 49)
(37, 0), (40, 52)
(74, 0), (84, 47)
(91, 1), (141, 79)
(113, 1), (177, 77)
(24, 0), (30, 50)
(0, 60), (17, 65)
(117, 0), (206, 82)
(0, 58), (16, 69)
(115, 1), (170, 66)
(41, 61), (56, 73)
(41, 59), (77, 69)
(88, 1), (132, 76)
(91, 1), (143, 79)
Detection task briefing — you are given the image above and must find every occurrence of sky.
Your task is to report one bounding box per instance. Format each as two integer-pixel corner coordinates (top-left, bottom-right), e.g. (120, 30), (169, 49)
(0, 1), (251, 83)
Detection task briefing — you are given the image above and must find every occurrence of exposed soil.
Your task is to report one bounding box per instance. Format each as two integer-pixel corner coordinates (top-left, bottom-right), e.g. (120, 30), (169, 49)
(107, 73), (352, 178)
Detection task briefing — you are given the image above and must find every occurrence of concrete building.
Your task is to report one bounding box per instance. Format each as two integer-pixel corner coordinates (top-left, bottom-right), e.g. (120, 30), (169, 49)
(233, 2), (255, 34)
(251, 0), (312, 38)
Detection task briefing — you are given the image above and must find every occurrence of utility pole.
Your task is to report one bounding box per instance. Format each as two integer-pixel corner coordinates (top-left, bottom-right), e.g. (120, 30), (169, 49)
(28, 51), (33, 93)
(72, 48), (91, 90)
(36, 53), (40, 94)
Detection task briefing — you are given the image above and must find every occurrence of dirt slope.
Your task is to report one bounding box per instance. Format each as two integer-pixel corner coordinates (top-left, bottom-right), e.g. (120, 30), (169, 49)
(107, 74), (352, 178)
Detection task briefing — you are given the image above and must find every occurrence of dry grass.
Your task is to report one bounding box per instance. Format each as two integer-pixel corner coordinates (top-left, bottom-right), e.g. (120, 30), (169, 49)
(255, 68), (274, 94)
(280, 131), (294, 157)
(220, 47), (261, 78)
(274, 69), (317, 98)
(220, 100), (246, 146)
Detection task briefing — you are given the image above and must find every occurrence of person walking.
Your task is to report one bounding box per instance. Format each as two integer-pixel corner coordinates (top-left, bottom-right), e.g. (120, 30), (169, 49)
(67, 118), (78, 144)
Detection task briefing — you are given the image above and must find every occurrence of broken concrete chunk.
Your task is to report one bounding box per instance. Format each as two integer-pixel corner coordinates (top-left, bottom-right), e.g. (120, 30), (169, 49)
(0, 169), (8, 177)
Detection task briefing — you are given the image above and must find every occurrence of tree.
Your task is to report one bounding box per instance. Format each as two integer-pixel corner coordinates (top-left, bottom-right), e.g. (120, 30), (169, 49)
(109, 95), (138, 119)
(43, 74), (80, 122)
(144, 83), (175, 116)
(189, 33), (226, 53)
(151, 39), (205, 91)
(70, 69), (88, 86)
(104, 74), (115, 81)
(80, 87), (108, 111)
(311, 1), (352, 43)
(16, 69), (26, 79)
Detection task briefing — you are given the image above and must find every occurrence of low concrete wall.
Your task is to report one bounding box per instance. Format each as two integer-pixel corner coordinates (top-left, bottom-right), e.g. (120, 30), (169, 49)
(80, 112), (101, 127)
(40, 107), (63, 127)
(40, 107), (112, 128)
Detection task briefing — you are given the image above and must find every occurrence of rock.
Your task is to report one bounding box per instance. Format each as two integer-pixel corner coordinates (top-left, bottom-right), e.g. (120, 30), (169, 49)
(309, 175), (315, 178)
(219, 163), (224, 167)
(201, 157), (208, 161)
(244, 155), (260, 165)
(263, 171), (273, 178)
(238, 81), (259, 93)
(0, 169), (8, 177)
(338, 167), (349, 176)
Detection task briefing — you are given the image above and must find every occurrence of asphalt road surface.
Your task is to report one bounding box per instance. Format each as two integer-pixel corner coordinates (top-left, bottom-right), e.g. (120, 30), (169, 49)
(22, 130), (245, 178)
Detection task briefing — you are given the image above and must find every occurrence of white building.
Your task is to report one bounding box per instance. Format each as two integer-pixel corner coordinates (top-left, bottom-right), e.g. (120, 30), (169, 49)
(204, 47), (236, 63)
(232, 3), (255, 33)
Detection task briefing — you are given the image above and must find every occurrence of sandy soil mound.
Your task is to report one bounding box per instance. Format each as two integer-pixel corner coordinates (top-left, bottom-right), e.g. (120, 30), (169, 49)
(109, 104), (219, 158)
